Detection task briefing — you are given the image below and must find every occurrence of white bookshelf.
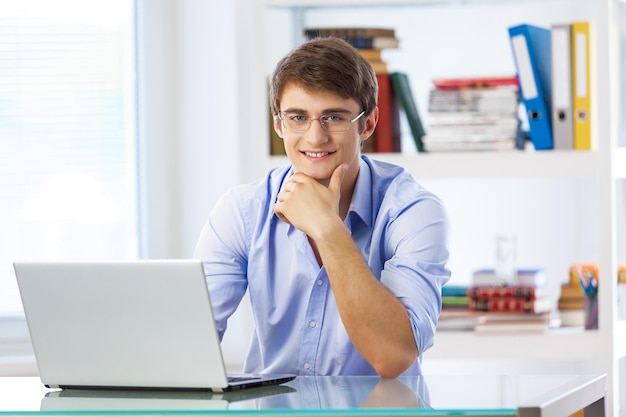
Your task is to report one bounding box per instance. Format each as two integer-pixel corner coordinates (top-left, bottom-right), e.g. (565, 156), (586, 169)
(237, 0), (626, 414)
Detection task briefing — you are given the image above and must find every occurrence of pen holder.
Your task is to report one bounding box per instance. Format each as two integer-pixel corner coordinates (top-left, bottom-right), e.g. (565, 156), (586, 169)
(583, 288), (598, 330)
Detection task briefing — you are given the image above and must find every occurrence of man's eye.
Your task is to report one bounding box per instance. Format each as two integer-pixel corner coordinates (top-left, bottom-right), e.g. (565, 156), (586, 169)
(324, 115), (347, 123)
(289, 115), (307, 123)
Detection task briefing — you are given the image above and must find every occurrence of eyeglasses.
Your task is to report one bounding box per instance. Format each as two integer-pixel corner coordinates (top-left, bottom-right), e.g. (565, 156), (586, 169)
(278, 111), (365, 133)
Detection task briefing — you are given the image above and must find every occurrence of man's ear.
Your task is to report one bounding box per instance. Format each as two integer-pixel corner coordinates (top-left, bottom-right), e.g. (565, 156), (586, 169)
(273, 114), (283, 139)
(360, 107), (379, 141)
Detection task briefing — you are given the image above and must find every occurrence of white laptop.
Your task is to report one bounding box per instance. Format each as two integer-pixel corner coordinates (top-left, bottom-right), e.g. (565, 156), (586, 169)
(14, 259), (295, 392)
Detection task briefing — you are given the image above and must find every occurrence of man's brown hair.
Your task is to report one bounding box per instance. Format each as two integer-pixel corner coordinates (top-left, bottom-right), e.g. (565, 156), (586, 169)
(269, 37), (378, 131)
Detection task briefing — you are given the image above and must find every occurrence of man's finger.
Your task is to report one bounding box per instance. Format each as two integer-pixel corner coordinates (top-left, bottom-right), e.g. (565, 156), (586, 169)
(328, 163), (348, 193)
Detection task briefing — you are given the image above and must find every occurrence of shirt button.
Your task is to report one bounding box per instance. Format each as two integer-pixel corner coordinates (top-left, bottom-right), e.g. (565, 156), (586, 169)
(309, 320), (316, 328)
(303, 362), (311, 370)
(316, 279), (323, 286)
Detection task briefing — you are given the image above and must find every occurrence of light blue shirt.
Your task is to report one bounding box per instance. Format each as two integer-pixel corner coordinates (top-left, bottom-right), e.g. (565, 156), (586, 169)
(193, 155), (450, 376)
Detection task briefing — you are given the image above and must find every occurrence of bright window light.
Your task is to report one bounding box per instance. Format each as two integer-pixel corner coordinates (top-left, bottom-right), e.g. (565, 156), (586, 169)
(0, 0), (138, 315)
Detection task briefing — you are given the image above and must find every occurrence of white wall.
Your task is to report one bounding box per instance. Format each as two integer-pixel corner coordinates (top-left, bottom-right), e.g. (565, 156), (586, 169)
(138, 0), (254, 371)
(138, 0), (243, 259)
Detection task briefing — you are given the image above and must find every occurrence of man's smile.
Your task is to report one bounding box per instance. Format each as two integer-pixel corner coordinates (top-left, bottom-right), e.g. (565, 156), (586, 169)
(303, 151), (334, 158)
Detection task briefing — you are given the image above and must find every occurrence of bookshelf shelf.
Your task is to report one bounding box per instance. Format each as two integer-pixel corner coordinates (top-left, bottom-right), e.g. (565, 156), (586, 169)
(264, 0), (576, 8)
(246, 0), (625, 414)
(428, 329), (599, 361)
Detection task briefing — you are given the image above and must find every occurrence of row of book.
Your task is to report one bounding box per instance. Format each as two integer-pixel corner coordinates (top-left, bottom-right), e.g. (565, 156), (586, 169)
(509, 21), (594, 151)
(440, 263), (626, 333)
(439, 268), (556, 334)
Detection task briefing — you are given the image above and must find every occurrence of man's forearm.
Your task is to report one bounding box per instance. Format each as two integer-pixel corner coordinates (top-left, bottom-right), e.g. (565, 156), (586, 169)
(314, 225), (418, 377)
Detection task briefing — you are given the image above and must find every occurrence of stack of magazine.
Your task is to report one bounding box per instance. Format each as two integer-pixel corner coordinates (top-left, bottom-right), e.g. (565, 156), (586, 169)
(423, 76), (521, 152)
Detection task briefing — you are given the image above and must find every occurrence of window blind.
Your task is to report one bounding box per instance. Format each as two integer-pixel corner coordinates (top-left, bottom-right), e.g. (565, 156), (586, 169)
(0, 0), (138, 314)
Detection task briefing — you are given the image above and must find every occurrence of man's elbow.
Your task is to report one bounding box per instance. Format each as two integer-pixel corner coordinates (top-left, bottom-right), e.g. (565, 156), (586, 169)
(372, 349), (418, 378)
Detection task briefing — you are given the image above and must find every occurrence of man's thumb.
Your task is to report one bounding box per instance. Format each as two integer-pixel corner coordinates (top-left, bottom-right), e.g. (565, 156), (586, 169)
(329, 163), (348, 192)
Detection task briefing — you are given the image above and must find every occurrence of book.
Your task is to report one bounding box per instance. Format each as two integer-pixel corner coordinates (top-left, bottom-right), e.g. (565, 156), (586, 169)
(441, 285), (470, 297)
(428, 88), (519, 114)
(472, 268), (547, 287)
(438, 309), (554, 332)
(466, 285), (547, 300)
(559, 309), (585, 327)
(346, 36), (399, 50)
(508, 24), (553, 150)
(441, 296), (469, 308)
(550, 23), (574, 150)
(571, 21), (593, 150)
(374, 73), (401, 152)
(437, 309), (479, 331)
(304, 27), (396, 39)
(357, 49), (384, 62)
(303, 27), (399, 50)
(368, 60), (388, 74)
(431, 76), (518, 90)
(558, 298), (584, 310)
(267, 83), (286, 156)
(389, 72), (425, 152)
(473, 319), (550, 334)
(425, 76), (520, 152)
(473, 311), (554, 334)
(421, 139), (517, 152)
(469, 296), (552, 313)
(427, 112), (519, 125)
(559, 283), (584, 300)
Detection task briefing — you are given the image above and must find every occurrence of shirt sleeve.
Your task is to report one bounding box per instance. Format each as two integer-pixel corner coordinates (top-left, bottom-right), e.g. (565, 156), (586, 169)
(379, 189), (451, 357)
(193, 190), (249, 340)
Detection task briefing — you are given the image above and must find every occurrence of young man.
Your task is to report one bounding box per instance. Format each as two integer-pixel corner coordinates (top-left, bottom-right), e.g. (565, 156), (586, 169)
(194, 37), (450, 377)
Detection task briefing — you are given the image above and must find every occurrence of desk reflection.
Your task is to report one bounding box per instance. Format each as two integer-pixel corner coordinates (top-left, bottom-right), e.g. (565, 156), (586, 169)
(258, 376), (429, 410)
(39, 376), (429, 412)
(40, 385), (296, 412)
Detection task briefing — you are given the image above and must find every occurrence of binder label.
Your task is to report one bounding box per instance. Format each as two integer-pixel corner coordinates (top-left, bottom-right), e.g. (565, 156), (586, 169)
(575, 32), (588, 98)
(512, 35), (538, 100)
(552, 28), (571, 108)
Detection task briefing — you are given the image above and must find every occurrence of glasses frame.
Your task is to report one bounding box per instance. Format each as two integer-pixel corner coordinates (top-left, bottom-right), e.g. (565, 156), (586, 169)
(278, 111), (365, 133)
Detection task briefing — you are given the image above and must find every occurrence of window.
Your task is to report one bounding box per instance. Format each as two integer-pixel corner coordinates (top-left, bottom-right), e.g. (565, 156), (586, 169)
(0, 0), (138, 316)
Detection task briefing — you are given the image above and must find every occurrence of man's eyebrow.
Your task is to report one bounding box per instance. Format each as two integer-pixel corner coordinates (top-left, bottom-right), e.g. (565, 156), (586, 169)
(281, 108), (352, 114)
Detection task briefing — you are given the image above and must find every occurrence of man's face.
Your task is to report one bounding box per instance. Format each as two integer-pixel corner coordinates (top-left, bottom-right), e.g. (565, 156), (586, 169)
(274, 83), (376, 187)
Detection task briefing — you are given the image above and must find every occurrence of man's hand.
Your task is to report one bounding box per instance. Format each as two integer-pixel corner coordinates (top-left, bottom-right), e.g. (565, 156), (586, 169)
(274, 164), (348, 239)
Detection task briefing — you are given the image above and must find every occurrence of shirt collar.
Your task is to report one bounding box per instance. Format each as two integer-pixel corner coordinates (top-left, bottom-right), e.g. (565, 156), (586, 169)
(347, 157), (373, 229)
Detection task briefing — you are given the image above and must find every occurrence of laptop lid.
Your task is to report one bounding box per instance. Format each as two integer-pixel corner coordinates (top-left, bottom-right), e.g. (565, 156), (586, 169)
(14, 260), (294, 392)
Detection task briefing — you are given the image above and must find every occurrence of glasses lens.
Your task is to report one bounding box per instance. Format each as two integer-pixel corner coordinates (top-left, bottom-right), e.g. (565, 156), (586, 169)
(324, 115), (351, 132)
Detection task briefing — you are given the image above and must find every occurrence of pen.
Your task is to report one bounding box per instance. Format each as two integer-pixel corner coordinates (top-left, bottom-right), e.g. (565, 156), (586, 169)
(576, 267), (597, 296)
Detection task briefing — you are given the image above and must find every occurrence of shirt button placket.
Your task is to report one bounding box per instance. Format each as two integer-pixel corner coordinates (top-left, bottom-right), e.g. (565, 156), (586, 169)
(300, 273), (327, 375)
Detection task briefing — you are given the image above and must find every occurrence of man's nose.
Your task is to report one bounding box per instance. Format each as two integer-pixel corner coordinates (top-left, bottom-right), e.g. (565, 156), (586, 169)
(305, 119), (329, 145)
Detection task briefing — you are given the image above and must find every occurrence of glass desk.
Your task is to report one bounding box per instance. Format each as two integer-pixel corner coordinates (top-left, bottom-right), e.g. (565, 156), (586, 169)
(0, 374), (606, 417)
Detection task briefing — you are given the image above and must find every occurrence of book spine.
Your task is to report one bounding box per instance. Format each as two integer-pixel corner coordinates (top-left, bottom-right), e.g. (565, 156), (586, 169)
(304, 33), (398, 49)
(374, 74), (401, 152)
(304, 28), (395, 38)
(346, 37), (388, 49)
(469, 297), (537, 312)
(467, 286), (538, 300)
